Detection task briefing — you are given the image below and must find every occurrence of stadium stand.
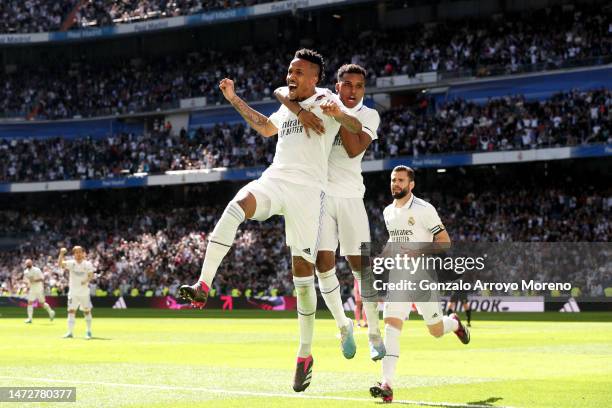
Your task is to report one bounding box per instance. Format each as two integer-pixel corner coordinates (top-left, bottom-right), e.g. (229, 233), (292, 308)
(1, 165), (610, 298)
(0, 4), (609, 120)
(1, 89), (609, 182)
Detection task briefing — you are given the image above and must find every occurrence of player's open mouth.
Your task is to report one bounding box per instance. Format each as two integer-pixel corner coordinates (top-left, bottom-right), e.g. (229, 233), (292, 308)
(288, 84), (297, 91)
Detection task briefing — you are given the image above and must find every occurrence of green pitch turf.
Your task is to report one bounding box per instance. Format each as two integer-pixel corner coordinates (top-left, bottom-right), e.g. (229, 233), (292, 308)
(0, 309), (611, 408)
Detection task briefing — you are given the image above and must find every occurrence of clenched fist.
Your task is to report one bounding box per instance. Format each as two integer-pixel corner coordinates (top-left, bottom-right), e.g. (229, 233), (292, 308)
(219, 78), (237, 102)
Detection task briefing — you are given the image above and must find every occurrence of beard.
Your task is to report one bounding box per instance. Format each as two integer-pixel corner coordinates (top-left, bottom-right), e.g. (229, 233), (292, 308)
(392, 188), (409, 199)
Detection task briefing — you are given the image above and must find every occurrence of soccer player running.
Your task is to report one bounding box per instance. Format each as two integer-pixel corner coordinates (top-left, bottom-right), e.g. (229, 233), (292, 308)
(179, 49), (362, 392)
(447, 290), (472, 327)
(274, 64), (384, 361)
(22, 259), (55, 323)
(370, 166), (470, 403)
(58, 247), (95, 339)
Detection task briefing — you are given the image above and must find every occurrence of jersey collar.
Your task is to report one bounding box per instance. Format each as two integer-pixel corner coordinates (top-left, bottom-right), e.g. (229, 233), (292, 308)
(301, 87), (331, 105)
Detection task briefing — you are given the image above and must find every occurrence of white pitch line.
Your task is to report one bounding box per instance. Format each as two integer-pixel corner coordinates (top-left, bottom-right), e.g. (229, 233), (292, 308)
(0, 375), (517, 408)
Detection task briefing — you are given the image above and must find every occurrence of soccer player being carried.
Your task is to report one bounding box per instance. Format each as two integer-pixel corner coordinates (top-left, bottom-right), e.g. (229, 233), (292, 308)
(179, 49), (362, 392)
(58, 246), (95, 340)
(369, 166), (470, 403)
(22, 258), (55, 323)
(273, 64), (385, 361)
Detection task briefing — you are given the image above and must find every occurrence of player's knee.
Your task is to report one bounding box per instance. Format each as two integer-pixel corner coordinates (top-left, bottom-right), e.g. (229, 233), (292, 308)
(234, 192), (256, 219)
(315, 251), (335, 272)
(384, 317), (403, 331)
(346, 255), (362, 272)
(68, 310), (76, 315)
(428, 323), (444, 338)
(292, 256), (314, 277)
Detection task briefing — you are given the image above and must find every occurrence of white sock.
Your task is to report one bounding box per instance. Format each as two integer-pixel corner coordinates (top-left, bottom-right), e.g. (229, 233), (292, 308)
(43, 303), (53, 315)
(27, 305), (33, 320)
(67, 314), (75, 334)
(85, 313), (92, 332)
(382, 324), (401, 387)
(353, 270), (380, 336)
(317, 268), (349, 329)
(294, 275), (316, 358)
(442, 316), (459, 334)
(199, 201), (245, 286)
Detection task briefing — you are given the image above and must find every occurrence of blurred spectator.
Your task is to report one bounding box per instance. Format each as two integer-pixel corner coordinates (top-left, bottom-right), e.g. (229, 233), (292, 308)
(1, 89), (610, 182)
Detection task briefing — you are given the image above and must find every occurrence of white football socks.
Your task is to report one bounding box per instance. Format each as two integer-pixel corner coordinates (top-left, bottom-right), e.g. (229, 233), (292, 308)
(294, 275), (317, 358)
(316, 268), (350, 329)
(85, 313), (92, 332)
(353, 270), (381, 336)
(199, 201), (245, 286)
(27, 305), (33, 320)
(442, 315), (459, 334)
(382, 324), (401, 387)
(67, 314), (75, 334)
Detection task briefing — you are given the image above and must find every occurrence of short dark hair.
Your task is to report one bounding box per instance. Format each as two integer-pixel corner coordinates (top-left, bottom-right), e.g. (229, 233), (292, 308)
(294, 48), (325, 84)
(336, 63), (367, 82)
(392, 165), (415, 182)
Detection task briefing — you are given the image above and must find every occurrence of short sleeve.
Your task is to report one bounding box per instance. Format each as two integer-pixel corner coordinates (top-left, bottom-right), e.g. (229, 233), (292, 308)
(268, 106), (286, 130)
(63, 260), (75, 271)
(360, 109), (380, 141)
(423, 206), (445, 235)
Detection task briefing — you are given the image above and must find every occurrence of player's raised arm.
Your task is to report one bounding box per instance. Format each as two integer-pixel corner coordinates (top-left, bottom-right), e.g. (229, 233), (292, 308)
(58, 247), (67, 270)
(219, 78), (278, 137)
(320, 99), (362, 134)
(273, 87), (325, 137)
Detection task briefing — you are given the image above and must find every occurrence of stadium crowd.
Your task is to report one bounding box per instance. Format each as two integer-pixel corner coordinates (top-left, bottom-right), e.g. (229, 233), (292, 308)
(1, 89), (610, 182)
(74, 1), (283, 29)
(0, 1), (280, 33)
(1, 181), (610, 298)
(1, 4), (609, 120)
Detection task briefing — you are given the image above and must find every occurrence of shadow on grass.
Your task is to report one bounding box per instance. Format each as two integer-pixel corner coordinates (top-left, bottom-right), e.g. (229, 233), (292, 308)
(467, 396), (504, 405)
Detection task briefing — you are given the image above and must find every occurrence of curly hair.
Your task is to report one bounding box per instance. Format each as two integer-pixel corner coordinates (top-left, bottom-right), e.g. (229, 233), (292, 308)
(294, 48), (325, 84)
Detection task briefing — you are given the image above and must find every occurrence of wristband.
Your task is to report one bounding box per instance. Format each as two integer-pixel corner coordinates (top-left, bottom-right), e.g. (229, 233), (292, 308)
(297, 108), (305, 117)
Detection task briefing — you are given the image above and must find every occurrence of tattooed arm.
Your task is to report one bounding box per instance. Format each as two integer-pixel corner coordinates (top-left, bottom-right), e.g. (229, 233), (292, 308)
(219, 78), (278, 138)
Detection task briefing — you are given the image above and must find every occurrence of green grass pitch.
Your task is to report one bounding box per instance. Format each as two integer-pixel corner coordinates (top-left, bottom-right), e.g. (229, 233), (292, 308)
(1, 309), (611, 408)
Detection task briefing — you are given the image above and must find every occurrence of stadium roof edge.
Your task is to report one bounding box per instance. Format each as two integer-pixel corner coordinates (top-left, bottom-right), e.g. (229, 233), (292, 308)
(0, 0), (374, 47)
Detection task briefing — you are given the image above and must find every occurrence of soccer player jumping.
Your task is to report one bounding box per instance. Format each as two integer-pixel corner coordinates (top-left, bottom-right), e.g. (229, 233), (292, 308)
(179, 49), (362, 392)
(274, 64), (384, 361)
(370, 166), (470, 403)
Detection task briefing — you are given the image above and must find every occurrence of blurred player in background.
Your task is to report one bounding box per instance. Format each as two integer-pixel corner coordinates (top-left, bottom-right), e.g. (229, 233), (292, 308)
(370, 166), (470, 403)
(275, 63), (384, 361)
(58, 246), (95, 339)
(447, 290), (473, 327)
(22, 259), (55, 323)
(179, 49), (362, 392)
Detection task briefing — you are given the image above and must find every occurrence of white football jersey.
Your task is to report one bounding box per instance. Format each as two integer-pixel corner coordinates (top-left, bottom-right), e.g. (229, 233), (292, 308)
(64, 259), (94, 296)
(326, 100), (380, 198)
(266, 87), (345, 189)
(383, 194), (445, 243)
(23, 267), (44, 292)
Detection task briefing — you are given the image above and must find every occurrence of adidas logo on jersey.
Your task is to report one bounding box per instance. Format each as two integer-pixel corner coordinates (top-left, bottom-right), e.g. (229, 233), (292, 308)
(303, 248), (311, 255)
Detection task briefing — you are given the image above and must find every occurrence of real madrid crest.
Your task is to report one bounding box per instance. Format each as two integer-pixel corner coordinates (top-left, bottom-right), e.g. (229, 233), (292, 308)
(408, 216), (415, 226)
